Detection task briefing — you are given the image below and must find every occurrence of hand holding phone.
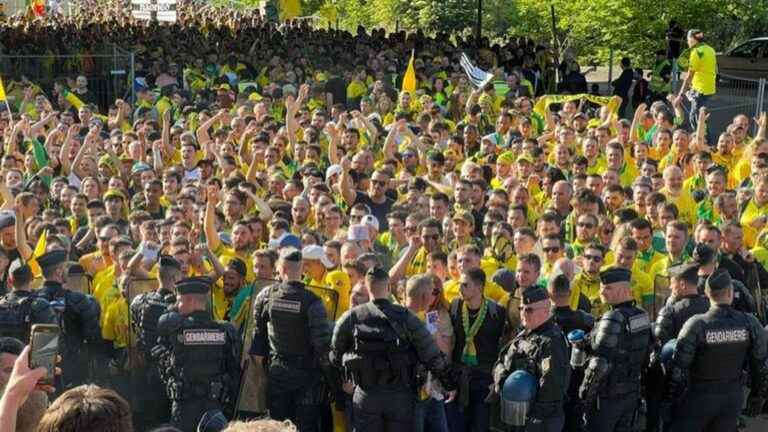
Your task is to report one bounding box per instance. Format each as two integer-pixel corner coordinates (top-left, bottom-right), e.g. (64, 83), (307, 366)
(29, 324), (60, 386)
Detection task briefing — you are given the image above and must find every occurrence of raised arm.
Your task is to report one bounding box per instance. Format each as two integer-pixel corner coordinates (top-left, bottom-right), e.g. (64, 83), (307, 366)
(204, 185), (222, 253)
(58, 124), (79, 177)
(13, 205), (32, 261)
(238, 184), (273, 222)
(196, 109), (226, 150)
(337, 157), (357, 206)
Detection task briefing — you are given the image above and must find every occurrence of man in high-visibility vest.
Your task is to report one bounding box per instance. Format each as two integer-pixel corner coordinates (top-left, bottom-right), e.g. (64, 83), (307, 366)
(649, 50), (672, 102)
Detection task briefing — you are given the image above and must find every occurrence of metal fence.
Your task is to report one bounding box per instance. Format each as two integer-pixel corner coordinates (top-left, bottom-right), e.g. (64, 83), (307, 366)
(0, 48), (135, 111)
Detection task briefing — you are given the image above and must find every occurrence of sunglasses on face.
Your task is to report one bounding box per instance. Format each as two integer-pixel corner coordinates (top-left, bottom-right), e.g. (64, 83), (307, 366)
(577, 222), (595, 229)
(422, 234), (439, 240)
(584, 254), (603, 262)
(543, 247), (560, 253)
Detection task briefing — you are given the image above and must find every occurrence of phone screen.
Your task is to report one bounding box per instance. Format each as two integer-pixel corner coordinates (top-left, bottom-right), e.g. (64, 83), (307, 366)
(30, 328), (59, 384)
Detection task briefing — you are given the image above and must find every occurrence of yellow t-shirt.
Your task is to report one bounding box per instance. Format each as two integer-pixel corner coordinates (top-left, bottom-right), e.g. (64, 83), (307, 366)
(740, 198), (768, 230)
(570, 272), (608, 317)
(102, 297), (129, 347)
(443, 279), (507, 304)
(308, 270), (352, 321)
(92, 265), (118, 326)
(660, 187), (697, 228)
(406, 247), (430, 277)
(689, 43), (717, 96)
(214, 245), (255, 284)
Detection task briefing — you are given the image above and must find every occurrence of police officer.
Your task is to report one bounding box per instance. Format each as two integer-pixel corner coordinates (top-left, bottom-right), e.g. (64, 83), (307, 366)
(130, 255), (181, 430)
(694, 243), (756, 313)
(548, 274), (594, 336)
(249, 247), (333, 431)
(154, 276), (241, 431)
(580, 267), (652, 432)
(664, 269), (768, 430)
(331, 267), (455, 431)
(547, 274), (593, 432)
(655, 261), (710, 345)
(647, 261), (710, 432)
(0, 260), (56, 341)
(37, 249), (101, 388)
(493, 286), (569, 431)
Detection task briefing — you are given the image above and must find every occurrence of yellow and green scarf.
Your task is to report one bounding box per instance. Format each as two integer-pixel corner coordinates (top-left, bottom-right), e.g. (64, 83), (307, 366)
(461, 299), (489, 366)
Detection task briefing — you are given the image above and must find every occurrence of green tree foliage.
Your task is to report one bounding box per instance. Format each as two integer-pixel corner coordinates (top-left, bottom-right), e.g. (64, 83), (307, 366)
(305, 0), (768, 65)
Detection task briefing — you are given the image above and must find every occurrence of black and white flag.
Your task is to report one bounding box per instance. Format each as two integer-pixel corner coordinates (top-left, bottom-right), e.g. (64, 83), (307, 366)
(132, 0), (177, 22)
(460, 53), (494, 89)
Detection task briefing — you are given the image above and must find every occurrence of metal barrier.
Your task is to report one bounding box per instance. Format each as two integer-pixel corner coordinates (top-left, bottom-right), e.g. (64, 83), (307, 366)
(706, 74), (765, 136)
(0, 48), (135, 112)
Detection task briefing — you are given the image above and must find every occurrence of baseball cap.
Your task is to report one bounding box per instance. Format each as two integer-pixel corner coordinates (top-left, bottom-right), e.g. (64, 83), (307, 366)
(302, 245), (334, 268)
(348, 224), (370, 241)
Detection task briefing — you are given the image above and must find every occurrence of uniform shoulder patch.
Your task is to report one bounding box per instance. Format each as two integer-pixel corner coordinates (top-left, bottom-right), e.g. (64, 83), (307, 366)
(628, 312), (651, 333)
(541, 356), (551, 374)
(182, 328), (227, 345)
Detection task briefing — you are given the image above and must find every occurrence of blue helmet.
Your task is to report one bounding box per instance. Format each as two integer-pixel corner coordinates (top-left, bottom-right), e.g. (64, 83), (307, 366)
(567, 329), (586, 343)
(501, 370), (537, 426)
(502, 370), (537, 402)
(660, 338), (677, 367)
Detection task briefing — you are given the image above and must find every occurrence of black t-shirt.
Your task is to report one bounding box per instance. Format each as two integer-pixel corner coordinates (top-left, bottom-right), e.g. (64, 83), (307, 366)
(353, 191), (394, 231)
(325, 77), (347, 109)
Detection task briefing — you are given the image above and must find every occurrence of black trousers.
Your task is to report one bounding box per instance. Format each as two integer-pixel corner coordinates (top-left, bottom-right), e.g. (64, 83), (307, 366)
(669, 389), (743, 432)
(585, 394), (638, 432)
(267, 381), (324, 432)
(352, 387), (415, 432)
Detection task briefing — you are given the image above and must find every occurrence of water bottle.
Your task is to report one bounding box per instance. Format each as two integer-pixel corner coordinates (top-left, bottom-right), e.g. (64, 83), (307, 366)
(568, 329), (587, 368)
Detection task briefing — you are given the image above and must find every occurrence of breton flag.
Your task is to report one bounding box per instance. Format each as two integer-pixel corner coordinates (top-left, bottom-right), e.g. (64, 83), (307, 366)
(401, 50), (417, 94)
(131, 0), (177, 22)
(460, 53), (494, 89)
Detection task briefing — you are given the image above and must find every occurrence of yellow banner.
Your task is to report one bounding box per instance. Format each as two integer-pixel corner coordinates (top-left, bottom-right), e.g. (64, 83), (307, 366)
(533, 93), (622, 119)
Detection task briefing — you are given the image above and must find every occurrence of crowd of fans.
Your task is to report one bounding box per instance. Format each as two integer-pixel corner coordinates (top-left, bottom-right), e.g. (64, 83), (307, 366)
(0, 3), (766, 432)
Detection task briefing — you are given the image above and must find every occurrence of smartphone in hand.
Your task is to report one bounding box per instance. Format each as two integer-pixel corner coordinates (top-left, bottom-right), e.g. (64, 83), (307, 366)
(29, 324), (60, 386)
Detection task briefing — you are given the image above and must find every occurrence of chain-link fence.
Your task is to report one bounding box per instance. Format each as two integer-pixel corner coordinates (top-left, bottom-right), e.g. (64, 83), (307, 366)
(0, 47), (135, 111)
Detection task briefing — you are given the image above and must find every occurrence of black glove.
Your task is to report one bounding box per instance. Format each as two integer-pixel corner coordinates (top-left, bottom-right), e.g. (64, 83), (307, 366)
(745, 397), (765, 417)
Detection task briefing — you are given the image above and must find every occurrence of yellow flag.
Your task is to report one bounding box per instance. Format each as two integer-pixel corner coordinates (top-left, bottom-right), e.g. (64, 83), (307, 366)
(402, 51), (416, 94)
(0, 76), (6, 102)
(33, 229), (47, 258)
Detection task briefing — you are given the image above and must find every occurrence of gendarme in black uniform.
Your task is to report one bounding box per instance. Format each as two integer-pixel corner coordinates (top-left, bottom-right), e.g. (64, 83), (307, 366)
(580, 267), (652, 432)
(36, 249), (101, 388)
(250, 248), (333, 432)
(0, 261), (56, 341)
(154, 276), (241, 431)
(130, 255), (179, 430)
(647, 261), (710, 432)
(493, 287), (570, 431)
(331, 267), (455, 432)
(665, 269), (768, 431)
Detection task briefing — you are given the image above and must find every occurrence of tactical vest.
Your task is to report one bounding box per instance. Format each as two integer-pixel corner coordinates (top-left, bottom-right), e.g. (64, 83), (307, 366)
(0, 296), (35, 341)
(135, 291), (175, 357)
(343, 303), (417, 390)
(266, 283), (318, 368)
(165, 316), (230, 403)
(602, 307), (651, 397)
(689, 309), (751, 386)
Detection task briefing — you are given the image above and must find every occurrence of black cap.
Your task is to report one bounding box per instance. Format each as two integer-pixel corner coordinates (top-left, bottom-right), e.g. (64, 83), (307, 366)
(159, 255), (181, 270)
(226, 258), (247, 277)
(9, 259), (31, 281)
(37, 249), (67, 270)
(705, 269), (732, 292)
(366, 266), (389, 281)
(68, 263), (87, 275)
(0, 212), (15, 230)
(600, 267), (632, 285)
(279, 247), (302, 262)
(521, 286), (548, 305)
(175, 276), (212, 295)
(693, 243), (716, 265)
(492, 268), (516, 292)
(668, 262), (700, 280)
